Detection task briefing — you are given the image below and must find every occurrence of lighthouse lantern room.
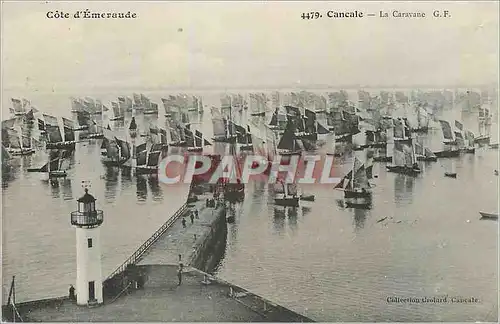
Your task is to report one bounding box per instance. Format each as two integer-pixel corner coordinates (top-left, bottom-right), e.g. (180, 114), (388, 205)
(71, 188), (104, 306)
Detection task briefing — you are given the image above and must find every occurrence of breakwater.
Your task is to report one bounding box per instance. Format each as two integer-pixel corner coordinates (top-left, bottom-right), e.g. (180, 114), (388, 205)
(3, 191), (313, 322)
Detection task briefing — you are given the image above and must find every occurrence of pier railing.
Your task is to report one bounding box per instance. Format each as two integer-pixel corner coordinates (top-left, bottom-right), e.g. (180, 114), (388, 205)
(105, 203), (188, 281)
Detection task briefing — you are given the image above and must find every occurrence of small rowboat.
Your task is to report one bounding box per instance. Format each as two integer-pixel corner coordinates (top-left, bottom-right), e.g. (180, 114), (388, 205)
(479, 212), (498, 220)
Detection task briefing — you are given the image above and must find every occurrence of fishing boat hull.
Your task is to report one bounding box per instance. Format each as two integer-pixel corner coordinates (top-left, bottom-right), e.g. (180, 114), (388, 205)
(434, 149), (460, 158)
(411, 126), (429, 133)
(80, 133), (104, 140)
(474, 135), (490, 145)
(49, 170), (67, 178)
(164, 113), (172, 118)
(299, 194), (315, 202)
(250, 112), (266, 117)
(386, 165), (421, 176)
(187, 147), (203, 153)
(46, 142), (76, 150)
(143, 110), (158, 115)
(373, 156), (392, 162)
(461, 147), (475, 154)
(345, 200), (371, 209)
(212, 136), (237, 144)
(416, 155), (437, 162)
(479, 212), (498, 220)
(101, 157), (128, 167)
(135, 166), (158, 175)
(278, 150), (301, 156)
(238, 144), (253, 151)
(275, 196), (299, 207)
(489, 143), (499, 149)
(367, 142), (386, 149)
(7, 148), (35, 156)
(335, 134), (352, 143)
(109, 116), (125, 121)
(444, 172), (457, 178)
(344, 189), (372, 199)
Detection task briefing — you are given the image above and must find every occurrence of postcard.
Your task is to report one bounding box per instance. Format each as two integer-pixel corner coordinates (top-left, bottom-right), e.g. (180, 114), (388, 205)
(1, 1), (498, 322)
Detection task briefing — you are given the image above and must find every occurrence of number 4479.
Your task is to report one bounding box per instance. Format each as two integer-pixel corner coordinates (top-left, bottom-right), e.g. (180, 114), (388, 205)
(301, 12), (321, 19)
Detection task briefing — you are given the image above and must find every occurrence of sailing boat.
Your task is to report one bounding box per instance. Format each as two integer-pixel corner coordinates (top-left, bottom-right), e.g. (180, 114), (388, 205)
(274, 181), (300, 207)
(135, 143), (163, 174)
(335, 156), (372, 199)
(185, 127), (211, 152)
(11, 98), (26, 116)
(411, 105), (430, 133)
(143, 102), (159, 115)
(44, 115), (76, 150)
(110, 102), (125, 121)
(235, 124), (253, 151)
(414, 137), (437, 161)
(3, 125), (35, 156)
(443, 159), (457, 178)
(249, 93), (266, 117)
(27, 150), (71, 178)
(386, 141), (421, 176)
(474, 106), (491, 145)
(434, 120), (460, 157)
(276, 120), (302, 156)
(100, 136), (131, 166)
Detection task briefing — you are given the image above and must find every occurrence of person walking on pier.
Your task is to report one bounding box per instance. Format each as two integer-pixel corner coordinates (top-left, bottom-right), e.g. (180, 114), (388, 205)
(195, 209), (199, 219)
(190, 212), (194, 224)
(177, 265), (183, 286)
(182, 217), (187, 228)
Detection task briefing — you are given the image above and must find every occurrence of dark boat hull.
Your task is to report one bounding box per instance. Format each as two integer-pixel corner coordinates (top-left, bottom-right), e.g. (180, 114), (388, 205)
(275, 197), (299, 207)
(444, 172), (457, 178)
(187, 147), (203, 153)
(46, 142), (76, 150)
(109, 116), (125, 121)
(479, 212), (498, 220)
(416, 156), (437, 162)
(299, 195), (315, 202)
(434, 149), (460, 158)
(489, 143), (499, 149)
(461, 147), (475, 154)
(250, 112), (266, 117)
(238, 144), (254, 151)
(80, 133), (104, 140)
(344, 190), (371, 199)
(374, 156), (392, 162)
(411, 126), (429, 133)
(386, 165), (421, 176)
(49, 171), (67, 178)
(474, 136), (490, 145)
(345, 201), (371, 209)
(135, 166), (158, 175)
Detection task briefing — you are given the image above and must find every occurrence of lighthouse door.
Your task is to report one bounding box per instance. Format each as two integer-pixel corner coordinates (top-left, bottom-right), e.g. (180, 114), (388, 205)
(88, 281), (95, 301)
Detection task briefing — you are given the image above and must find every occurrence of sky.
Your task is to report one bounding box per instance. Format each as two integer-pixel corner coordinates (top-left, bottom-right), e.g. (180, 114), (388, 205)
(1, 1), (499, 92)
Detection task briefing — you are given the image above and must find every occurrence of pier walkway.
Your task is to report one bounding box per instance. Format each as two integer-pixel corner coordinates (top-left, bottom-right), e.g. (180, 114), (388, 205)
(137, 192), (219, 266)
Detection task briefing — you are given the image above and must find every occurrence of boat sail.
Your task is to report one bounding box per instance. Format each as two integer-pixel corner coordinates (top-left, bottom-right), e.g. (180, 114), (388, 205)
(414, 137), (437, 161)
(335, 156), (372, 199)
(276, 120), (302, 156)
(386, 141), (421, 176)
(27, 149), (71, 178)
(135, 142), (163, 174)
(411, 105), (430, 133)
(249, 93), (266, 117)
(435, 120), (460, 157)
(11, 98), (26, 116)
(110, 102), (125, 121)
(475, 106), (491, 145)
(235, 124), (253, 151)
(101, 134), (131, 166)
(44, 115), (76, 150)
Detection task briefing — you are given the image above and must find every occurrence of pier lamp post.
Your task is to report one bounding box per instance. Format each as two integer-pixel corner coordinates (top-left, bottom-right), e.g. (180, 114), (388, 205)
(71, 187), (104, 306)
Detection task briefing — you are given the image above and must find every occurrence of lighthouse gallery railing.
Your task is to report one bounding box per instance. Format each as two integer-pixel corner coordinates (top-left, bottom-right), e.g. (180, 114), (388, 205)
(105, 203), (188, 281)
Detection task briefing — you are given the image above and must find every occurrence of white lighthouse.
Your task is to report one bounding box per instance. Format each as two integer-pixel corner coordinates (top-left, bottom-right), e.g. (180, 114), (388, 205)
(71, 188), (104, 306)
